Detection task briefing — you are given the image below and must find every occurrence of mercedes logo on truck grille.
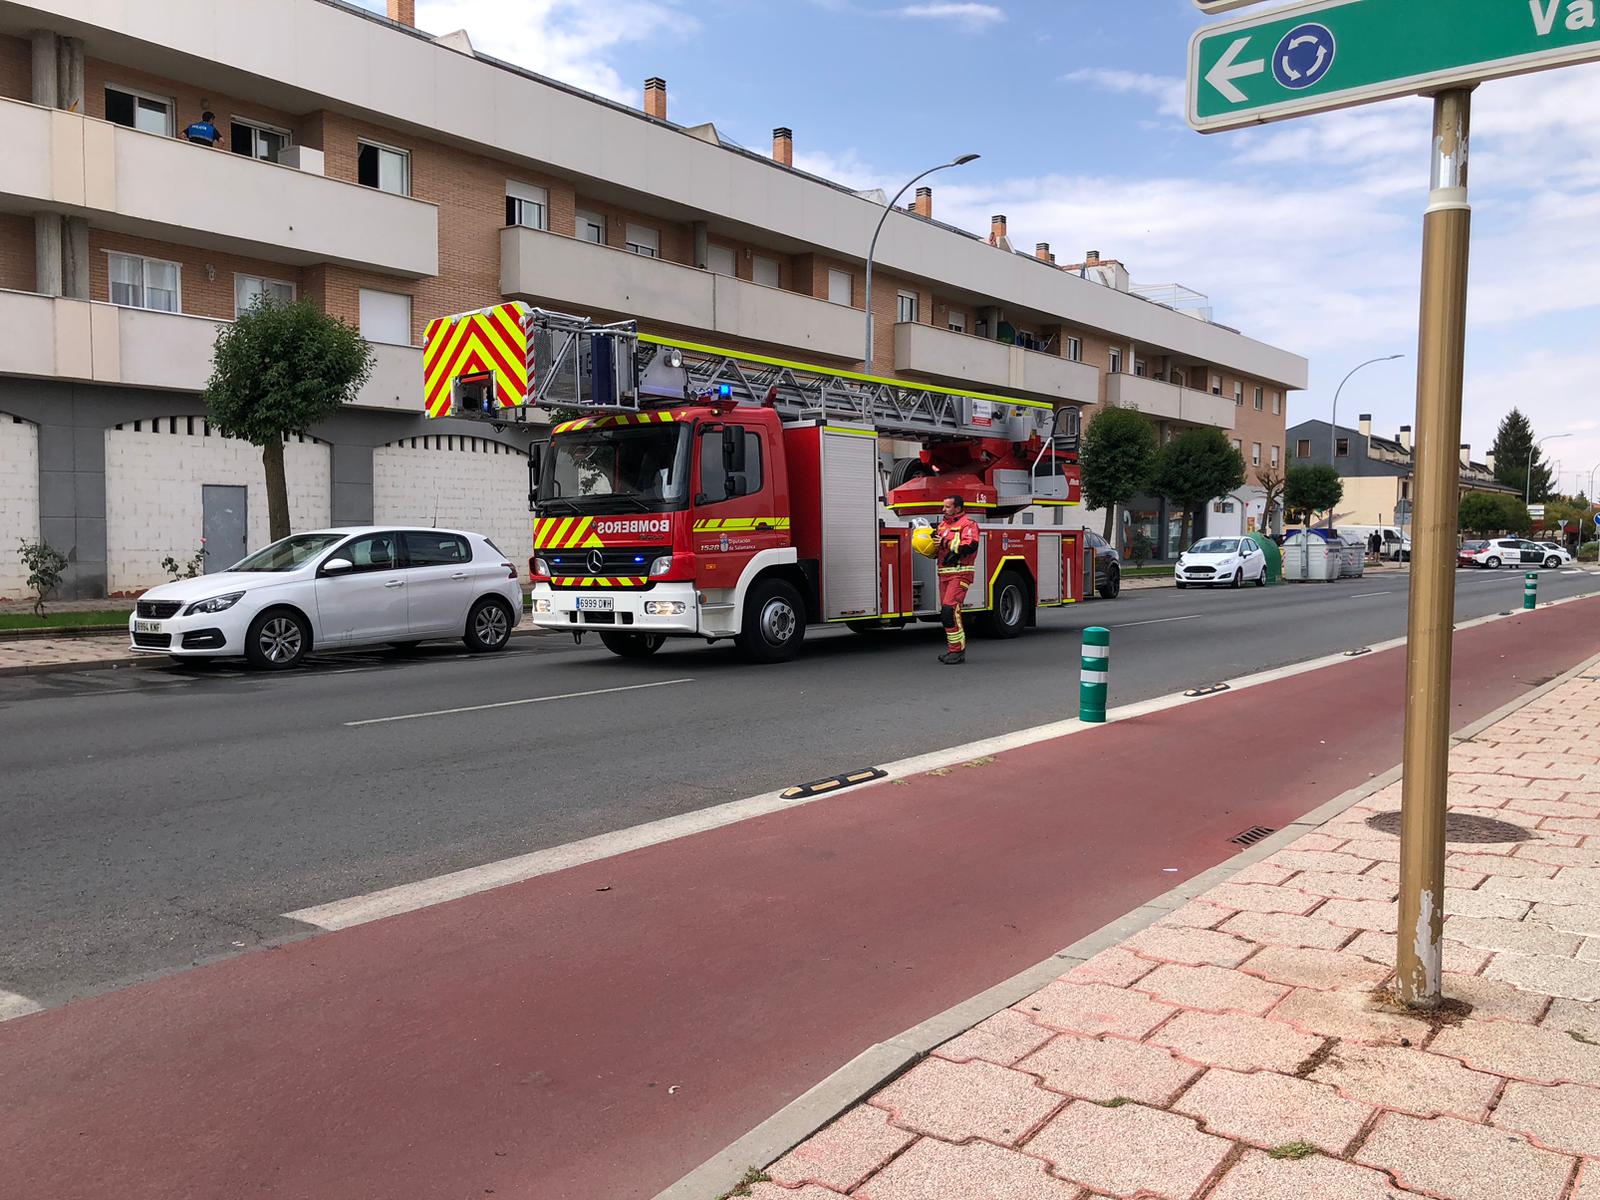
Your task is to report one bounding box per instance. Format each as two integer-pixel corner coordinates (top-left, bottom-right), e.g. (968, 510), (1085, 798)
(587, 549), (605, 574)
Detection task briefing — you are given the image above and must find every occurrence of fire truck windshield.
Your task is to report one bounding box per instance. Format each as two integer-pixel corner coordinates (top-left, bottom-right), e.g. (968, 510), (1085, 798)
(539, 423), (692, 514)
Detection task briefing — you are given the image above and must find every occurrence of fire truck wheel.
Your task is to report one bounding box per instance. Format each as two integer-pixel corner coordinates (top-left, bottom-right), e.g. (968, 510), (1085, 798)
(463, 597), (515, 653)
(737, 578), (806, 663)
(1097, 565), (1121, 600)
(981, 570), (1027, 639)
(599, 631), (665, 658)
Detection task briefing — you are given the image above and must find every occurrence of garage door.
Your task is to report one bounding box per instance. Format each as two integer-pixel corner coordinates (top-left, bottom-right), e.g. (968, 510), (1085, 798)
(0, 414), (39, 600)
(105, 417), (331, 592)
(373, 434), (533, 571)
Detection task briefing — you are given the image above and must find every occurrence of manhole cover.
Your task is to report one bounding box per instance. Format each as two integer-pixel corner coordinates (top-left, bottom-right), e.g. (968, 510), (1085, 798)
(1364, 812), (1533, 843)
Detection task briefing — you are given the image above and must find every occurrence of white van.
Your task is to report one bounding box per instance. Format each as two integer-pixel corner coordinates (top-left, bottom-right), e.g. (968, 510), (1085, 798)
(1339, 525), (1411, 562)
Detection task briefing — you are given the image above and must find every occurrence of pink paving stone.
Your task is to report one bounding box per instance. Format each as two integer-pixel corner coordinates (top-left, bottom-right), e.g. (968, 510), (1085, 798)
(1429, 1017), (1600, 1085)
(1231, 862), (1299, 887)
(1314, 898), (1399, 933)
(1367, 860), (1489, 889)
(1492, 1081), (1600, 1157)
(1531, 900), (1600, 938)
(1208, 1149), (1430, 1200)
(1200, 882), (1324, 916)
(1516, 844), (1600, 867)
(1340, 929), (1494, 975)
(1122, 925), (1258, 968)
(1147, 1009), (1323, 1073)
(1261, 848), (1381, 875)
(1543, 996), (1600, 1040)
(1292, 831), (1353, 852)
(1021, 981), (1175, 1039)
(871, 1057), (1061, 1146)
(1478, 873), (1597, 905)
(1578, 1160), (1600, 1200)
(1332, 838), (1402, 862)
(1016, 1033), (1198, 1106)
(1444, 887), (1532, 920)
(1484, 952), (1600, 1002)
(1238, 945), (1391, 991)
(1065, 946), (1159, 988)
(1269, 986), (1432, 1046)
(1174, 1067), (1372, 1154)
(1542, 818), (1600, 837)
(1284, 870), (1396, 902)
(749, 1185), (848, 1200)
(1442, 970), (1555, 1021)
(1309, 1043), (1501, 1120)
(853, 1137), (1081, 1200)
(1159, 900), (1239, 930)
(1219, 911), (1354, 950)
(1446, 852), (1556, 880)
(769, 1106), (917, 1192)
(935, 1009), (1055, 1067)
(1132, 963), (1290, 1016)
(1025, 1100), (1233, 1199)
(1503, 798), (1600, 820)
(1356, 1112), (1576, 1200)
(1445, 914), (1585, 957)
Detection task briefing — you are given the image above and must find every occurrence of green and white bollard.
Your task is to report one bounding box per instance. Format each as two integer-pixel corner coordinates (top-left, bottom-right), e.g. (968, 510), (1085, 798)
(1080, 626), (1110, 723)
(1525, 571), (1538, 610)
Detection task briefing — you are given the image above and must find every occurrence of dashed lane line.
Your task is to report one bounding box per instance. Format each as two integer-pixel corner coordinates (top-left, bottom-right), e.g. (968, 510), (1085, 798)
(342, 678), (694, 727)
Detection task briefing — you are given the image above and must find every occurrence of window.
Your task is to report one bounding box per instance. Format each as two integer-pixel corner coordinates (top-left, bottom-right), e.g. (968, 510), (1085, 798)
(1231, 438), (1243, 452)
(1271, 391), (1281, 415)
(231, 118), (290, 162)
(1234, 382), (1244, 406)
(1296, 439), (1312, 459)
(506, 181), (548, 230)
(1172, 370), (1186, 387)
(359, 288), (412, 345)
(105, 85), (173, 136)
(1134, 359), (1147, 377)
(1254, 386), (1264, 411)
(1336, 437), (1350, 457)
(1210, 374), (1222, 396)
(752, 255), (780, 288)
(1108, 348), (1123, 374)
(697, 427), (763, 504)
(339, 533), (401, 573)
(402, 532), (471, 566)
(1251, 442), (1262, 467)
(897, 291), (919, 323)
(577, 209), (606, 244)
(357, 140), (410, 195)
(948, 312), (967, 334)
(107, 252), (180, 312)
(1270, 444), (1281, 467)
(234, 274), (295, 316)
(1066, 336), (1082, 362)
(827, 269), (852, 306)
(625, 223), (659, 257)
(708, 245), (737, 277)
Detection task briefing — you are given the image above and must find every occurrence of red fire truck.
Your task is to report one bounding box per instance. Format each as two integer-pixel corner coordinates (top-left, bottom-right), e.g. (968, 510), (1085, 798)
(423, 304), (1100, 662)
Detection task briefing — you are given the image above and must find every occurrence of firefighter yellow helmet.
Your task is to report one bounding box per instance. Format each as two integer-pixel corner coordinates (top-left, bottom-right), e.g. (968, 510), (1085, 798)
(912, 526), (938, 558)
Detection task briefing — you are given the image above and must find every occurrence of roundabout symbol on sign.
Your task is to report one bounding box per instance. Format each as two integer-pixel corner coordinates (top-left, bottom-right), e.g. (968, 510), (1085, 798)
(1272, 22), (1336, 91)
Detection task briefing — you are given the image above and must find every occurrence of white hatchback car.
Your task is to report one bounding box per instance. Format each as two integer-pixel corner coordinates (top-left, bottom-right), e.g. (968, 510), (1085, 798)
(129, 527), (523, 669)
(1175, 536), (1268, 589)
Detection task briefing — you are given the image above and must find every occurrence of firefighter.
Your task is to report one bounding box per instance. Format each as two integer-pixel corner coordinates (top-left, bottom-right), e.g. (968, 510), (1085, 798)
(936, 495), (980, 664)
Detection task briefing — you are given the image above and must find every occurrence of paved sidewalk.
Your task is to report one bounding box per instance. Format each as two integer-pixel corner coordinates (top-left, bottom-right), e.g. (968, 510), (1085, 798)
(748, 675), (1600, 1200)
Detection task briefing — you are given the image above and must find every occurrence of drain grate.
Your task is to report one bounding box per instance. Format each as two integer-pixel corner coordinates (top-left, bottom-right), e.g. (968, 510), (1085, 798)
(1231, 825), (1276, 847)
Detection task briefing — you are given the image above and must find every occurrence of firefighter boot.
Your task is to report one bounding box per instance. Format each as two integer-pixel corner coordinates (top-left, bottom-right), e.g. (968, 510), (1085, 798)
(938, 650), (966, 665)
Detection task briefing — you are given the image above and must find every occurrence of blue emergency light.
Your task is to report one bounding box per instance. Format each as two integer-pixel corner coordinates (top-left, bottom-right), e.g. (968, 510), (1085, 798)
(718, 384), (733, 398)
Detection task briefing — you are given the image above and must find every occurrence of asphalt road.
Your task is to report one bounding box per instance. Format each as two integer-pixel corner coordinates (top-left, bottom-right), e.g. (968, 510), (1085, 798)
(2, 565), (1596, 1008)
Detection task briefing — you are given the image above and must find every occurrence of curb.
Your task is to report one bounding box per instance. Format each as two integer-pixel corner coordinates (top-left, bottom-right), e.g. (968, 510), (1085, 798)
(654, 644), (1600, 1200)
(0, 624), (131, 642)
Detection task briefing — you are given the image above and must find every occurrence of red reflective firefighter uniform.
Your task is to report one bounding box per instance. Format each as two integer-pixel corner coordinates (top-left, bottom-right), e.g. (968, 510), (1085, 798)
(936, 511), (981, 657)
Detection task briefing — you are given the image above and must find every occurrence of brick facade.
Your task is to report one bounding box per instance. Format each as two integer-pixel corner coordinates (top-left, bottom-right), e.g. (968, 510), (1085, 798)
(87, 228), (306, 321)
(0, 212), (37, 293)
(0, 32), (30, 102)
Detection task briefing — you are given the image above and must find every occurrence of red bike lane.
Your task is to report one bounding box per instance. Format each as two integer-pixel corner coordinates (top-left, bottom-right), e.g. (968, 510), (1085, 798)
(4, 600), (1597, 1200)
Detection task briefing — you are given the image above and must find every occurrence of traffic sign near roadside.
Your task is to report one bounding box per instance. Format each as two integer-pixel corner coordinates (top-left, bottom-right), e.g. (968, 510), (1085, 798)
(1189, 0), (1600, 132)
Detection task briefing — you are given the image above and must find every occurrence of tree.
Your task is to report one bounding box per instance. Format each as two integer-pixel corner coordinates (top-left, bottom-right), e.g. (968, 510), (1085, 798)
(1079, 404), (1157, 538)
(1490, 408), (1553, 502)
(1459, 491), (1531, 536)
(18, 538), (67, 617)
(1255, 466), (1287, 535)
(1284, 464), (1344, 525)
(204, 298), (375, 541)
(1151, 427), (1246, 548)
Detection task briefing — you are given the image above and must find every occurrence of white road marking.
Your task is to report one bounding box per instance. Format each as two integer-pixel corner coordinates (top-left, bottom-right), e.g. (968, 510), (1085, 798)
(1565, 569), (1583, 575)
(286, 589), (1600, 932)
(0, 990), (42, 1022)
(1350, 591), (1391, 599)
(343, 679), (693, 727)
(1112, 614), (1202, 629)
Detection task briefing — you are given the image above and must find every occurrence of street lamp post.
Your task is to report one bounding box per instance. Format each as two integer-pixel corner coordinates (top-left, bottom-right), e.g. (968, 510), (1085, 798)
(1526, 433), (1570, 505)
(1327, 354), (1405, 529)
(863, 154), (980, 371)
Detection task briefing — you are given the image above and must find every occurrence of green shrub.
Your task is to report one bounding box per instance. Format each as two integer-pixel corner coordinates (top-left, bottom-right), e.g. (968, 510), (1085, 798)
(1579, 541), (1598, 562)
(19, 538), (68, 617)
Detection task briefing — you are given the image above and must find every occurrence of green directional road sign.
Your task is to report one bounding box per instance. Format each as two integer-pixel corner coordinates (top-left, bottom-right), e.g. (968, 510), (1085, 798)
(1189, 0), (1600, 132)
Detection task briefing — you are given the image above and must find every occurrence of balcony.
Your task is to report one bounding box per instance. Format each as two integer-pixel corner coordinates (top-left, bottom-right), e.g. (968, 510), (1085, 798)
(500, 225), (863, 362)
(0, 96), (437, 277)
(893, 322), (1099, 405)
(0, 290), (420, 412)
(1104, 373), (1237, 431)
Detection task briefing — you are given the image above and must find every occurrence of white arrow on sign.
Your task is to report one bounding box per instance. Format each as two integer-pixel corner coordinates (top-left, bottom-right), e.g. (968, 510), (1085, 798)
(1206, 36), (1265, 103)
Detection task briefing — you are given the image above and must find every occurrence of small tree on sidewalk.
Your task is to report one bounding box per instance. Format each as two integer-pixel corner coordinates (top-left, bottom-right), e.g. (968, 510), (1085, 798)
(1152, 427), (1246, 549)
(1284, 464), (1344, 527)
(1079, 404), (1157, 540)
(204, 298), (375, 542)
(19, 538), (68, 617)
(1255, 467), (1287, 535)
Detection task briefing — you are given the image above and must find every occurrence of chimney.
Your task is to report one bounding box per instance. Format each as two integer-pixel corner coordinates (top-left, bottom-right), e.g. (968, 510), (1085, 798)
(1086, 250), (1101, 264)
(1486, 450), (1497, 474)
(1460, 443), (1472, 467)
(644, 77), (667, 120)
(989, 214), (1008, 245)
(911, 186), (932, 218)
(772, 127), (792, 167)
(1399, 425), (1412, 452)
(1035, 242), (1052, 262)
(387, 0), (415, 26)
(1359, 414), (1372, 438)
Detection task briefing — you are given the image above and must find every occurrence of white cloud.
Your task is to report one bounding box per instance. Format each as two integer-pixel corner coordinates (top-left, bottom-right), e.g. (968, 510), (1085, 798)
(896, 3), (1005, 29)
(1062, 68), (1185, 119)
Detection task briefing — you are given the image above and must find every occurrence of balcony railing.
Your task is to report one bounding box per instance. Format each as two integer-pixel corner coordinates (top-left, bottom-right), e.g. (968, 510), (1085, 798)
(1104, 373), (1237, 431)
(893, 322), (1100, 406)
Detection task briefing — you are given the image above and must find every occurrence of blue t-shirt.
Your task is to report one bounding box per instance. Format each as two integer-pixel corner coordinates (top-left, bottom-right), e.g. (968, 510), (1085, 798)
(184, 120), (219, 144)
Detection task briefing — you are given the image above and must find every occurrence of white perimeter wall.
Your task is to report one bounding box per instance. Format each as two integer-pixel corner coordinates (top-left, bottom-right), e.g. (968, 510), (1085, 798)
(373, 435), (534, 573)
(0, 415), (39, 599)
(105, 420), (331, 592)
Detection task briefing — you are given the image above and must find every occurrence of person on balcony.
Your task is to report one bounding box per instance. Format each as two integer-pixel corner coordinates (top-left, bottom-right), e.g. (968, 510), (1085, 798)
(184, 111), (220, 147)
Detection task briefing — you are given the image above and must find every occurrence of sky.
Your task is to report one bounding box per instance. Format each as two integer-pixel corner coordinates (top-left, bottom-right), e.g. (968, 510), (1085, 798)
(366, 0), (1600, 497)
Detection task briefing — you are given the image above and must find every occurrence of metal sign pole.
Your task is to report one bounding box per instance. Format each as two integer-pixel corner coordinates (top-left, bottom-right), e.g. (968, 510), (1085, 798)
(1396, 88), (1473, 1009)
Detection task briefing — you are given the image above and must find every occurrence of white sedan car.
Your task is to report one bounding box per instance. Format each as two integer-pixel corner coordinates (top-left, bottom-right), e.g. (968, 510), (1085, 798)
(1175, 537), (1268, 589)
(1461, 538), (1569, 571)
(130, 527), (523, 669)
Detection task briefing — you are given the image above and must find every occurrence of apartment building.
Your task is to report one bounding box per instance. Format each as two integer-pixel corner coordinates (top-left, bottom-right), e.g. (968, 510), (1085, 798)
(0, 0), (1306, 599)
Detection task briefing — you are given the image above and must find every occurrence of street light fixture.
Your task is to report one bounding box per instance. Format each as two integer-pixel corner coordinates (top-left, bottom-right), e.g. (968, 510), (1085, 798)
(1326, 353), (1405, 529)
(862, 153), (981, 370)
(1527, 433), (1570, 504)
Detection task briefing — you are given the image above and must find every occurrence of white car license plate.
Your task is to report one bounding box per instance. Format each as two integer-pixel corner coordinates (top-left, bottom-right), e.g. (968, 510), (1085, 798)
(576, 597), (614, 612)
(134, 619), (163, 633)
